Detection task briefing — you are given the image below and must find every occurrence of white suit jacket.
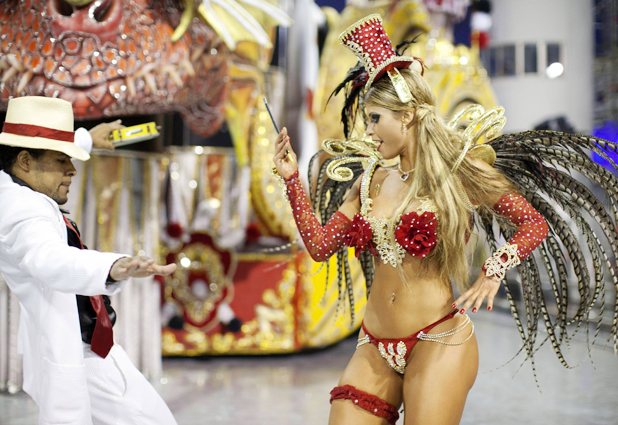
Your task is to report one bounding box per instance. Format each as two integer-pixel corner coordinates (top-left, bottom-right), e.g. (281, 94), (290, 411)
(0, 169), (127, 425)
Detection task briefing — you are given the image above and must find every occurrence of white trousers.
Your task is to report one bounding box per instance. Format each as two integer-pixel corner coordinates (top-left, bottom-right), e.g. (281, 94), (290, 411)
(83, 343), (177, 425)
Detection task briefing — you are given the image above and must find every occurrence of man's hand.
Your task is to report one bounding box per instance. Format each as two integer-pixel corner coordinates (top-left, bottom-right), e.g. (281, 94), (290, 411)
(109, 256), (176, 282)
(89, 120), (124, 150)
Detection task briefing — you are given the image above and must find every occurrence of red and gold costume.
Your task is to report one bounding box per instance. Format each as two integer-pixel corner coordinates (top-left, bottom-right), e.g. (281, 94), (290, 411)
(280, 11), (618, 424)
(283, 159), (547, 418)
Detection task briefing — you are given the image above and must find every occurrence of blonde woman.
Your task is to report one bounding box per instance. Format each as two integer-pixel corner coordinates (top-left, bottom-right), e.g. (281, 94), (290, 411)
(274, 14), (618, 425)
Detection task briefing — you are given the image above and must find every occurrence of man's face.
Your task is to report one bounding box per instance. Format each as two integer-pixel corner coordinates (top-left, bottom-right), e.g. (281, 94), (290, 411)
(27, 151), (76, 205)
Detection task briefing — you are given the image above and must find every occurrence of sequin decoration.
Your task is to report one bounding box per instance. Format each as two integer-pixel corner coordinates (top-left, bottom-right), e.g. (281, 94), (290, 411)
(378, 341), (408, 374)
(338, 13), (421, 102)
(357, 159), (440, 267)
(483, 243), (520, 281)
(482, 192), (549, 279)
(395, 211), (438, 258)
(284, 170), (353, 262)
(367, 216), (407, 267)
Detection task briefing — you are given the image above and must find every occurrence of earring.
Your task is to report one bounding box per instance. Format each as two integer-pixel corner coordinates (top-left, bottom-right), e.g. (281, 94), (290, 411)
(402, 121), (407, 135)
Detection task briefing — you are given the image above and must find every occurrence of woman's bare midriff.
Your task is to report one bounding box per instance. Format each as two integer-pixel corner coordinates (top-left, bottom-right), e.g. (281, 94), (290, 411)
(362, 255), (461, 339)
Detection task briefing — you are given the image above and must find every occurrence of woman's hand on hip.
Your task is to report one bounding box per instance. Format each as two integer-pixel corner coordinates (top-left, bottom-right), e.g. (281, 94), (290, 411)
(273, 127), (298, 180)
(453, 271), (502, 314)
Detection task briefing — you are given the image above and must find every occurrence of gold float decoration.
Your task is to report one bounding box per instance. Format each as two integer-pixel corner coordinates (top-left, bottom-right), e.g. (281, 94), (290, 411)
(162, 253), (300, 355)
(162, 232), (236, 330)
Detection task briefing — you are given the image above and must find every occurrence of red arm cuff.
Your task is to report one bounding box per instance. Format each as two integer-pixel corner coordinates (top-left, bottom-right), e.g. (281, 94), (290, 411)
(285, 173), (352, 261)
(484, 192), (548, 279)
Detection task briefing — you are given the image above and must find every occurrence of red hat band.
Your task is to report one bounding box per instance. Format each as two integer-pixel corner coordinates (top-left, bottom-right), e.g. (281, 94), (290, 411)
(2, 122), (75, 143)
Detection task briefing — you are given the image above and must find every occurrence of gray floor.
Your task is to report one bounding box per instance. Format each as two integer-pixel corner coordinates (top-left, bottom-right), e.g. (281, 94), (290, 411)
(2, 311), (618, 424)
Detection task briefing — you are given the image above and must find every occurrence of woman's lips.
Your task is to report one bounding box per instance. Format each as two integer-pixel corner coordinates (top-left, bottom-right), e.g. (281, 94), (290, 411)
(377, 141), (383, 151)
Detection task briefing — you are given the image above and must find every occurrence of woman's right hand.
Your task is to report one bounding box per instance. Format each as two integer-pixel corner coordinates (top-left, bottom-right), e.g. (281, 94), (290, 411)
(273, 127), (298, 180)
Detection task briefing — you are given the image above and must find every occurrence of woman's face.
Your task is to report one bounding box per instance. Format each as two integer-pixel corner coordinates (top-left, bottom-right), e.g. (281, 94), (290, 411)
(365, 105), (411, 160)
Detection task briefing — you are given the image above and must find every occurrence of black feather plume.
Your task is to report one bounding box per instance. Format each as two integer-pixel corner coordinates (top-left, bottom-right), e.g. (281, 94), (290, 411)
(327, 62), (368, 138)
(476, 130), (618, 382)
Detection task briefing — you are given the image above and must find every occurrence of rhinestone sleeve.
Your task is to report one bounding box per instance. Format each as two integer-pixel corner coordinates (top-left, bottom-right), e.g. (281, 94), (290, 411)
(284, 171), (353, 262)
(483, 192), (548, 279)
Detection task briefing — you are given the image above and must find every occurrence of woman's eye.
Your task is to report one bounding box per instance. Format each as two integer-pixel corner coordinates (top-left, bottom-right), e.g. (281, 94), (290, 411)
(370, 114), (380, 123)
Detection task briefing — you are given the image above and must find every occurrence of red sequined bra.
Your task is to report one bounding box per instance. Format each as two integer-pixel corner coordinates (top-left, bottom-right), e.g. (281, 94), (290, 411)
(283, 159), (547, 274)
(347, 160), (438, 267)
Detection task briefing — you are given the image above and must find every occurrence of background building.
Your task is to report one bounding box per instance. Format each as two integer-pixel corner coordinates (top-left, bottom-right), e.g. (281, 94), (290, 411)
(487, 0), (594, 133)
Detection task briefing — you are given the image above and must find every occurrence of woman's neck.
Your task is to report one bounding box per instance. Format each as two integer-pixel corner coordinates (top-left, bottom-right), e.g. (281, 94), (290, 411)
(399, 147), (416, 172)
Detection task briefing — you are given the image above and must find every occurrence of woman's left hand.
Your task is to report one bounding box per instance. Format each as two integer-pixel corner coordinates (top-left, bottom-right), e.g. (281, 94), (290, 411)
(453, 271), (502, 313)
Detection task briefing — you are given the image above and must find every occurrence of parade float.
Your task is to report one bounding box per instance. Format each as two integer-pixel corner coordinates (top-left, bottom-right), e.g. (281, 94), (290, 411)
(0, 0), (496, 391)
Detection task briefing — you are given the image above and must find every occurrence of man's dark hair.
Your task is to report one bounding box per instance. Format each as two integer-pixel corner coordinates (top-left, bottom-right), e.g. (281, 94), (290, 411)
(0, 145), (45, 173)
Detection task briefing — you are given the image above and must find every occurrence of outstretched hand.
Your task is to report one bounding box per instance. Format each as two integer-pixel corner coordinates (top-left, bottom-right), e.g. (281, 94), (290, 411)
(109, 256), (176, 282)
(90, 119), (124, 150)
(273, 127), (298, 180)
(453, 271), (502, 314)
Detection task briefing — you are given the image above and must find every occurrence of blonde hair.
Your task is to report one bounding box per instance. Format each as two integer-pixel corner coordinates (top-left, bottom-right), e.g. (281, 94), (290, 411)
(365, 68), (513, 292)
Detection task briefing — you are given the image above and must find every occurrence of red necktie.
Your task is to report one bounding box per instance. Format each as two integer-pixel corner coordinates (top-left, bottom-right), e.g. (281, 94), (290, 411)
(63, 215), (114, 358)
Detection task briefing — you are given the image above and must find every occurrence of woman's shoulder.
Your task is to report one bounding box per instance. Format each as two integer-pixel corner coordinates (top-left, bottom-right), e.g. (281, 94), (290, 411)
(466, 154), (494, 172)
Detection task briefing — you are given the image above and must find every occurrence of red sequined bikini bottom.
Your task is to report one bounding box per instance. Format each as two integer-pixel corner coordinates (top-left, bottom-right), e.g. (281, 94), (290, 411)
(357, 310), (460, 374)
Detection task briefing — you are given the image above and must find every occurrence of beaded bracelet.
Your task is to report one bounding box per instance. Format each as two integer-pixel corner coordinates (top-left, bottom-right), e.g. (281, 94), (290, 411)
(482, 243), (521, 281)
(271, 168), (299, 201)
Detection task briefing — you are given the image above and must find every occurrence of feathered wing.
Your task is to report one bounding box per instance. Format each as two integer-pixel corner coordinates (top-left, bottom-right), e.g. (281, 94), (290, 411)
(308, 151), (374, 325)
(478, 130), (618, 373)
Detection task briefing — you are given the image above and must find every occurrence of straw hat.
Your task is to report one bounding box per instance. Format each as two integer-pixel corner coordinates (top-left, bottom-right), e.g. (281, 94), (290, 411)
(0, 96), (89, 161)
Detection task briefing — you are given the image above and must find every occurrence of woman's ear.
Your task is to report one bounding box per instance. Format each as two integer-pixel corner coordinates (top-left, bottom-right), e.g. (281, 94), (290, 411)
(402, 111), (414, 127)
(409, 60), (423, 74)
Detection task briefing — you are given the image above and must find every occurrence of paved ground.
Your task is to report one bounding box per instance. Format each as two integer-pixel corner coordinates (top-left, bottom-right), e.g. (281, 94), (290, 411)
(1, 310), (617, 424)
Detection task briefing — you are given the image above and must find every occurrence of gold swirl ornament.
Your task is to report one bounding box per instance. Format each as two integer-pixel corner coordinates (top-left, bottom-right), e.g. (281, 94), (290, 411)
(449, 105), (506, 172)
(322, 136), (383, 182)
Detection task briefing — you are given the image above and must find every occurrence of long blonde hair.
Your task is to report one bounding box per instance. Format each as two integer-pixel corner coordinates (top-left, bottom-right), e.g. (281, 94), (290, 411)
(365, 68), (513, 292)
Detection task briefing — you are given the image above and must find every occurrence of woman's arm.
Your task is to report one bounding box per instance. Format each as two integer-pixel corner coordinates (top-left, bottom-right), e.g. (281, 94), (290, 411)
(274, 128), (360, 262)
(454, 158), (548, 313)
(484, 191), (548, 279)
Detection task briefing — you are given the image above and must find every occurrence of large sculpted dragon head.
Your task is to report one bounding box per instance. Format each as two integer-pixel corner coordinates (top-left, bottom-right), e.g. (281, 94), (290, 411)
(0, 0), (233, 136)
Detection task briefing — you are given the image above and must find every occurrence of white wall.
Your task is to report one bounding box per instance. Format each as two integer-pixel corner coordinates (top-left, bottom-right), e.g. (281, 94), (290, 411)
(490, 0), (594, 133)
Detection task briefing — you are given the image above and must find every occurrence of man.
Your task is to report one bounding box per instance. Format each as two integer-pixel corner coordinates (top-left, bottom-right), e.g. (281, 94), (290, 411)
(0, 96), (178, 425)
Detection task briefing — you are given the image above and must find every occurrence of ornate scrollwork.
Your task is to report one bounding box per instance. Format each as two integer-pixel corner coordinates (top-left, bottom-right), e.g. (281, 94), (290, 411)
(323, 136), (382, 182)
(449, 105), (506, 172)
(483, 243), (521, 281)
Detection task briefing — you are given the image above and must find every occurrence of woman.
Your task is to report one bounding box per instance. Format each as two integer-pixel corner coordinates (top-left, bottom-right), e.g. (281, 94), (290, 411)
(273, 15), (547, 424)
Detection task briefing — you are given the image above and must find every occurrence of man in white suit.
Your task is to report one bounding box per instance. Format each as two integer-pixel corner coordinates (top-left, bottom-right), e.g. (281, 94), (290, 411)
(0, 96), (178, 425)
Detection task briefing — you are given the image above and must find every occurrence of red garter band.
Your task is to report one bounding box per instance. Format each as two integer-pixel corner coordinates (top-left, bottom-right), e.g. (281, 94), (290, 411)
(330, 384), (399, 425)
(2, 122), (75, 142)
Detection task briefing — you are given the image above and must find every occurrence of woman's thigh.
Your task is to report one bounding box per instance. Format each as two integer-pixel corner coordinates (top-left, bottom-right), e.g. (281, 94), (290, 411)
(329, 337), (404, 425)
(402, 333), (479, 425)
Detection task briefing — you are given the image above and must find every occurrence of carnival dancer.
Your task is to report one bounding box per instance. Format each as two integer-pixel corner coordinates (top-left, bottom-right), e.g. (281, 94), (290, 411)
(271, 13), (618, 424)
(0, 96), (178, 425)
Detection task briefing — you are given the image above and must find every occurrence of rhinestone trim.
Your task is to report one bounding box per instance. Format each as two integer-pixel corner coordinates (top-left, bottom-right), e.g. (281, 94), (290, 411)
(483, 243), (521, 280)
